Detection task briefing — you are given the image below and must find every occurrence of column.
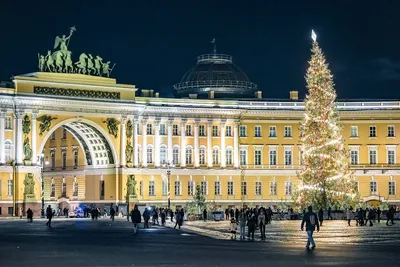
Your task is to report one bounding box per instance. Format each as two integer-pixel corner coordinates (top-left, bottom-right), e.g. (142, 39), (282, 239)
(31, 112), (38, 165)
(154, 117), (161, 167)
(207, 120), (213, 168)
(141, 117), (148, 167)
(15, 110), (24, 165)
(180, 119), (187, 168)
(194, 119), (200, 168)
(167, 118), (173, 164)
(133, 118), (139, 167)
(220, 120), (226, 168)
(233, 120), (239, 168)
(120, 116), (127, 167)
(0, 110), (5, 165)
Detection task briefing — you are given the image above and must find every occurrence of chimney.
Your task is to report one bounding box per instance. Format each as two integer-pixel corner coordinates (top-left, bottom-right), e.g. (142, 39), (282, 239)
(189, 94), (197, 99)
(255, 91), (262, 99)
(155, 92), (159, 98)
(209, 90), (214, 99)
(290, 91), (299, 100)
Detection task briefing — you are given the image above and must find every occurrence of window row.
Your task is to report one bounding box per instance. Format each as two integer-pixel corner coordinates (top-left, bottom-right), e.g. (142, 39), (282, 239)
(239, 126), (292, 138)
(367, 180), (396, 195)
(48, 150), (79, 169)
(350, 146), (397, 165)
(139, 124), (234, 137)
(350, 125), (396, 138)
(240, 147), (294, 166)
(139, 180), (293, 197)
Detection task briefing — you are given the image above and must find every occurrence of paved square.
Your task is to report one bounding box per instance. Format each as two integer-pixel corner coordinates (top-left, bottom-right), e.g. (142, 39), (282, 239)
(0, 218), (399, 267)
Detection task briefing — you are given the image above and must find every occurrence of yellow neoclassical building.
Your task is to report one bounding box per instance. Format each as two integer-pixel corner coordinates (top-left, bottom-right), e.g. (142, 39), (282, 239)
(0, 29), (399, 216)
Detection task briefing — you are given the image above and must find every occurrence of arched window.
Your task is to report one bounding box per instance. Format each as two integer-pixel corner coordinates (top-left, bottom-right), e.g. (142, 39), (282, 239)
(173, 146), (179, 165)
(213, 147), (219, 165)
(4, 140), (12, 162)
(186, 147), (193, 164)
(199, 146), (206, 165)
(160, 146), (167, 164)
(226, 147), (233, 165)
(147, 146), (153, 164)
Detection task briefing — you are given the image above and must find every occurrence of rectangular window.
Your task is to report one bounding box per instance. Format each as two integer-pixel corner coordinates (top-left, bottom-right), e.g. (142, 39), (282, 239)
(239, 126), (247, 137)
(50, 180), (55, 197)
(388, 149), (396, 165)
(388, 126), (395, 137)
(199, 148), (206, 164)
(254, 149), (262, 165)
(389, 181), (396, 195)
(174, 181), (181, 196)
(225, 126), (232, 137)
(62, 182), (67, 197)
(284, 149), (292, 166)
(214, 181), (221, 195)
(369, 150), (377, 165)
(147, 124), (153, 135)
(51, 151), (55, 169)
(369, 126), (376, 137)
(255, 181), (262, 196)
(212, 125), (218, 137)
(62, 128), (67, 139)
(186, 125), (192, 136)
(284, 126), (292, 137)
(254, 126), (261, 137)
(147, 147), (153, 163)
(370, 180), (377, 195)
(285, 181), (292, 196)
(160, 124), (166, 135)
(188, 181), (194, 196)
(240, 150), (247, 165)
(73, 181), (78, 197)
(241, 181), (247, 195)
(5, 116), (12, 130)
(162, 181), (168, 196)
(199, 125), (206, 136)
(51, 131), (56, 140)
(160, 147), (167, 164)
(201, 181), (207, 195)
(139, 181), (143, 196)
(149, 181), (155, 196)
(269, 126), (276, 137)
(269, 149), (277, 166)
(226, 150), (233, 165)
(350, 126), (358, 137)
(173, 148), (179, 164)
(7, 180), (13, 196)
(73, 150), (78, 168)
(173, 125), (179, 136)
(228, 181), (234, 195)
(186, 148), (192, 164)
(270, 181), (277, 196)
(351, 149), (359, 165)
(100, 180), (105, 199)
(62, 150), (67, 169)
(213, 149), (219, 164)
(8, 207), (13, 216)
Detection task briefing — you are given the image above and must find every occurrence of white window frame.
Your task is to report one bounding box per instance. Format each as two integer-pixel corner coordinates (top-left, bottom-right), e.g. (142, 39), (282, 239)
(255, 181), (262, 196)
(160, 146), (167, 164)
(284, 146), (293, 166)
(5, 116), (12, 130)
(269, 126), (276, 138)
(212, 125), (219, 137)
(369, 148), (377, 165)
(350, 146), (360, 165)
(147, 124), (153, 135)
(254, 126), (261, 137)
(186, 125), (192, 136)
(188, 180), (194, 196)
(239, 126), (247, 137)
(226, 149), (233, 165)
(214, 181), (221, 195)
(174, 180), (182, 196)
(212, 148), (219, 165)
(388, 125), (395, 137)
(350, 126), (358, 138)
(185, 146), (193, 164)
(173, 146), (179, 165)
(149, 181), (155, 196)
(162, 180), (168, 196)
(147, 146), (153, 163)
(73, 177), (78, 197)
(61, 150), (67, 169)
(4, 140), (12, 162)
(228, 181), (234, 195)
(173, 124), (179, 136)
(199, 125), (206, 136)
(369, 126), (376, 137)
(7, 179), (13, 196)
(284, 126), (292, 138)
(285, 181), (292, 196)
(270, 181), (277, 196)
(389, 180), (396, 195)
(387, 146), (396, 165)
(269, 146), (277, 166)
(241, 181), (247, 195)
(370, 179), (377, 195)
(199, 147), (206, 165)
(160, 124), (166, 135)
(201, 181), (208, 195)
(225, 126), (232, 137)
(254, 147), (262, 166)
(240, 147), (248, 165)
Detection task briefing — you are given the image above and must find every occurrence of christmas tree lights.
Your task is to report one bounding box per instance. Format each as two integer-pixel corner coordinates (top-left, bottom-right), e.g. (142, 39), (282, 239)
(295, 31), (358, 210)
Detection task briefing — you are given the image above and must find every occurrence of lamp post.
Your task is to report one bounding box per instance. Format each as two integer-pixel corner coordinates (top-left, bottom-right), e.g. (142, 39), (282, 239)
(163, 161), (174, 210)
(39, 153), (49, 217)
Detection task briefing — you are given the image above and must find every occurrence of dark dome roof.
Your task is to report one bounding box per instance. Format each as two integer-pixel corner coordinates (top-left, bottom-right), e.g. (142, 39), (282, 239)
(174, 54), (257, 99)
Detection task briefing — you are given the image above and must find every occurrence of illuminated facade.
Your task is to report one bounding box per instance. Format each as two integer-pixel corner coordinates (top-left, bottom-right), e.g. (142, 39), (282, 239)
(0, 32), (400, 216)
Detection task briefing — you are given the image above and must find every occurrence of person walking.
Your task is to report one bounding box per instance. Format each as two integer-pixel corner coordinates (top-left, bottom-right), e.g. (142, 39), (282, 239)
(318, 208), (324, 226)
(386, 206), (395, 226)
(45, 205), (53, 227)
(19, 207), (23, 219)
(225, 208), (229, 220)
(110, 207), (115, 221)
(143, 208), (150, 228)
(346, 207), (352, 226)
(301, 206), (320, 251)
(131, 205), (142, 234)
(26, 208), (33, 223)
(174, 209), (182, 229)
(247, 214), (256, 240)
(327, 207), (332, 220)
(377, 207), (381, 223)
(258, 209), (266, 240)
(239, 211), (247, 240)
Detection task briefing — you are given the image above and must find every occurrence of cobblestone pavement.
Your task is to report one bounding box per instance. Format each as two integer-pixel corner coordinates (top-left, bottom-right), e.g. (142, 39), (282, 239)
(172, 219), (400, 244)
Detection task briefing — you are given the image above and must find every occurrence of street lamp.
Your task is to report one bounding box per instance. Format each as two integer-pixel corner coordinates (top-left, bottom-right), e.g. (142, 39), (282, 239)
(39, 153), (49, 217)
(162, 161), (174, 210)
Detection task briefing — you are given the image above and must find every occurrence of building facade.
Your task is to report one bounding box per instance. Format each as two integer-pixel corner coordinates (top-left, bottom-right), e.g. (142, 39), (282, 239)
(0, 31), (399, 216)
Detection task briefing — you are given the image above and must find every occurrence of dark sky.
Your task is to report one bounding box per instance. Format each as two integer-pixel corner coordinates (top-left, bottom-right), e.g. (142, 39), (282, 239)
(1, 0), (400, 100)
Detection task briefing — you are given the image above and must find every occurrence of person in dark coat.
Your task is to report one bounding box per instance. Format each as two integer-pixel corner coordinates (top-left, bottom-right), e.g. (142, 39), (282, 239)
(230, 208), (235, 220)
(377, 207), (382, 223)
(327, 207), (332, 220)
(203, 209), (207, 221)
(235, 208), (239, 222)
(26, 208), (33, 223)
(318, 208), (324, 226)
(110, 207), (116, 221)
(45, 205), (53, 227)
(131, 205), (142, 232)
(301, 206), (320, 250)
(247, 214), (256, 240)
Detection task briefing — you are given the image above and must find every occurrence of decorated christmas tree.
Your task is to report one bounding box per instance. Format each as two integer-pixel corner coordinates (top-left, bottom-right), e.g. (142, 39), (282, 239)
(296, 31), (358, 210)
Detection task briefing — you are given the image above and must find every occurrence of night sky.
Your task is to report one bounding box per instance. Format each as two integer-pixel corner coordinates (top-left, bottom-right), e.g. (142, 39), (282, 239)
(1, 1), (400, 100)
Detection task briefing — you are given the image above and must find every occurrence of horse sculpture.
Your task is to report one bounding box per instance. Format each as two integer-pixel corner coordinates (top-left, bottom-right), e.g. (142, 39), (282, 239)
(75, 53), (88, 74)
